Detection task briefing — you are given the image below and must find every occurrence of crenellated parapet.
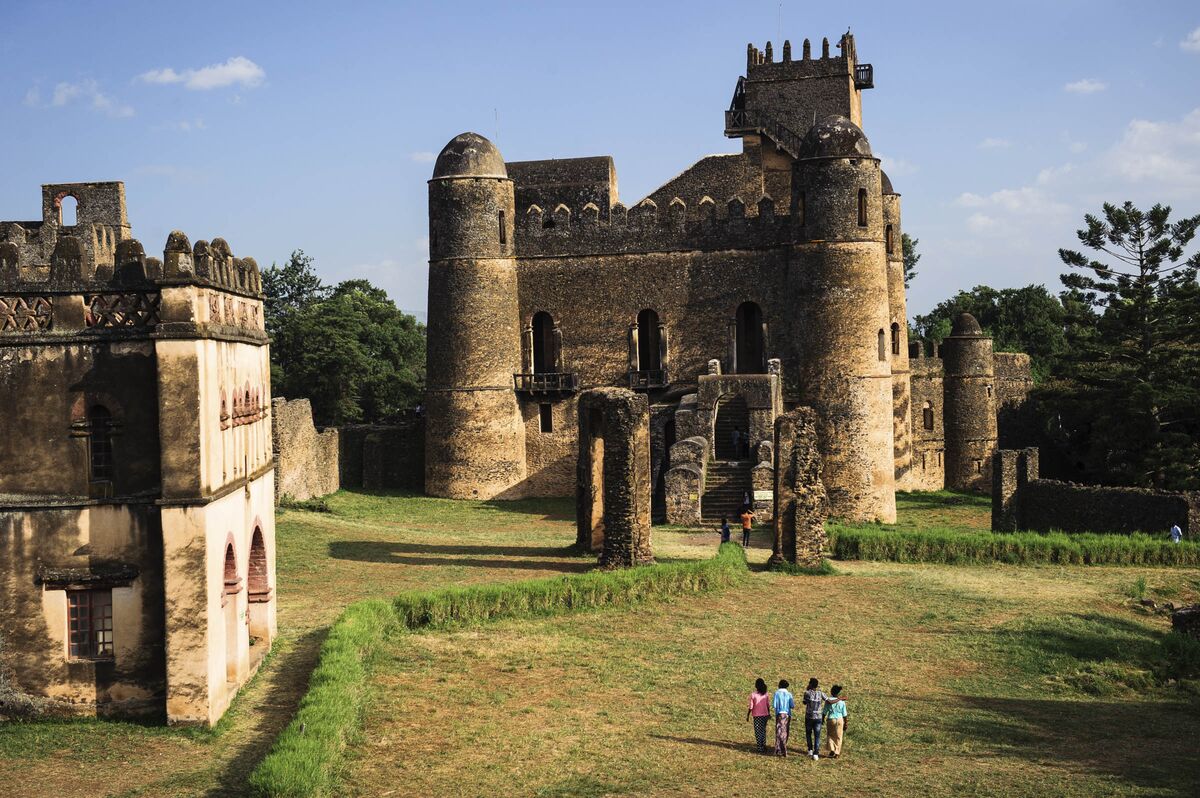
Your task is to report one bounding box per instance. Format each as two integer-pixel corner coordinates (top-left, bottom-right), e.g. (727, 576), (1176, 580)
(516, 193), (796, 257)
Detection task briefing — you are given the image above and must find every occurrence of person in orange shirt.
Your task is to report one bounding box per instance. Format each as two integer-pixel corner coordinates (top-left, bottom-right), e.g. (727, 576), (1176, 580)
(739, 506), (755, 547)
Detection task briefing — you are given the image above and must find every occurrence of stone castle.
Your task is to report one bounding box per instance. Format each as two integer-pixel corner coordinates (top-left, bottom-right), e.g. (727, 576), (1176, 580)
(0, 182), (276, 724)
(424, 33), (1032, 523)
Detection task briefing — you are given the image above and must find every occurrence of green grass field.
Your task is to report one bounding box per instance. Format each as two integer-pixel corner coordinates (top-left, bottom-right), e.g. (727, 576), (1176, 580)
(1, 490), (1197, 797)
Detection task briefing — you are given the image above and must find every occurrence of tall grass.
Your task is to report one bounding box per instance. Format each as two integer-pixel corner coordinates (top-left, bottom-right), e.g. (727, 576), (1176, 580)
(249, 543), (748, 797)
(828, 526), (1200, 567)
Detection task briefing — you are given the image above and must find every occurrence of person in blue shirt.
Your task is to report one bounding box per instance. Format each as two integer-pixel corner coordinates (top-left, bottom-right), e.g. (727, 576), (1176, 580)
(1170, 524), (1183, 544)
(771, 679), (795, 756)
(719, 517), (731, 544)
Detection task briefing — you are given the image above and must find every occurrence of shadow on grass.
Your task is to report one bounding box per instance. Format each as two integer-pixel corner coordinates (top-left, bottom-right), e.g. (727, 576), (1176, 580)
(328, 541), (593, 573)
(947, 695), (1200, 797)
(650, 733), (765, 755)
(203, 626), (330, 798)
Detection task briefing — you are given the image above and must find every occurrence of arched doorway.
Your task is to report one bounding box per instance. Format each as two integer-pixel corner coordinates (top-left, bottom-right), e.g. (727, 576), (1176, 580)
(714, 395), (749, 460)
(532, 311), (558, 374)
(247, 528), (271, 642)
(637, 309), (661, 372)
(735, 302), (765, 374)
(222, 542), (241, 682)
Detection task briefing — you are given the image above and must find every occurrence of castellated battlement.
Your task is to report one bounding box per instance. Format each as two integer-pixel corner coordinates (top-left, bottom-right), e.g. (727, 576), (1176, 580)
(516, 193), (797, 257)
(0, 229), (262, 298)
(746, 32), (858, 72)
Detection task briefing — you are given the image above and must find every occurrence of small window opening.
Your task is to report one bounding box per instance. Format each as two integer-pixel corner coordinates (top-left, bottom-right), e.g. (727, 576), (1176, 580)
(539, 403), (553, 433)
(60, 195), (78, 226)
(532, 311), (559, 374)
(68, 589), (114, 659)
(877, 329), (887, 361)
(857, 189), (868, 227)
(498, 210), (506, 245)
(922, 402), (934, 431)
(975, 459), (983, 474)
(891, 323), (901, 356)
(886, 224), (894, 254)
(987, 384), (993, 398)
(637, 309), (662, 372)
(88, 405), (114, 484)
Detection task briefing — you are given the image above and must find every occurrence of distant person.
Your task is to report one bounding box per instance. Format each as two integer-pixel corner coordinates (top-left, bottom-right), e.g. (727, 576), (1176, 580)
(823, 684), (848, 758)
(772, 679), (794, 756)
(803, 678), (828, 760)
(746, 678), (771, 753)
(730, 429), (741, 460)
(720, 517), (731, 544)
(739, 507), (755, 547)
(1170, 524), (1183, 544)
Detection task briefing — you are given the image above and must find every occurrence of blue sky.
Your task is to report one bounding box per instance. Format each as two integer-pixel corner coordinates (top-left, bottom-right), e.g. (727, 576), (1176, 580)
(2, 0), (1198, 317)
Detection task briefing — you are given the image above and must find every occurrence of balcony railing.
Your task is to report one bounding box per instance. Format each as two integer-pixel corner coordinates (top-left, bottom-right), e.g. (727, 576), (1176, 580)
(628, 369), (669, 391)
(854, 63), (874, 89)
(514, 372), (579, 394)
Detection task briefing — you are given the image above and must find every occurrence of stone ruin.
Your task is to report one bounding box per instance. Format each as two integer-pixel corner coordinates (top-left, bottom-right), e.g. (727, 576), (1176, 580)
(576, 388), (654, 568)
(768, 407), (829, 568)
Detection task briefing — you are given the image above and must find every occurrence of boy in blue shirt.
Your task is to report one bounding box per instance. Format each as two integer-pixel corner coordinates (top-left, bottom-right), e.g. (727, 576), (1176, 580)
(771, 679), (795, 756)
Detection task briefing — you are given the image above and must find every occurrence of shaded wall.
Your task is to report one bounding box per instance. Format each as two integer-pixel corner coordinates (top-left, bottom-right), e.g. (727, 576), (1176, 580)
(271, 398), (339, 501)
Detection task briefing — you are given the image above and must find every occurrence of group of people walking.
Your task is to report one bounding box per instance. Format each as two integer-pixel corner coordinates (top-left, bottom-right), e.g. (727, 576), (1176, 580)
(746, 678), (848, 760)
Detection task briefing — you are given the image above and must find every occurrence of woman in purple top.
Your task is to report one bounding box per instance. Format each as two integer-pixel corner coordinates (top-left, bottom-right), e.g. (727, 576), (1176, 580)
(746, 678), (771, 752)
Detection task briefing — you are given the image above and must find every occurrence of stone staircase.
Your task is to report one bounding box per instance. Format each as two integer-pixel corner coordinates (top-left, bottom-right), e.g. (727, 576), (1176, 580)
(702, 460), (753, 525)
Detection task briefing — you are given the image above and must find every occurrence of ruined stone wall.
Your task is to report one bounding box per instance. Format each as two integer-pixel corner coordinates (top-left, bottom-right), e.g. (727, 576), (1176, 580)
(271, 398), (339, 501)
(994, 352), (1037, 449)
(908, 349), (945, 490)
(340, 420), (425, 491)
(509, 157), (617, 222)
(770, 407), (828, 567)
(993, 448), (1198, 536)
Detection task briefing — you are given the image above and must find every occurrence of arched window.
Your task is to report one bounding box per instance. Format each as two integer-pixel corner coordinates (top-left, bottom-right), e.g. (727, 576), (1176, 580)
(637, 309), (662, 372)
(223, 543), (239, 598)
(857, 189), (868, 227)
(532, 311), (559, 374)
(891, 323), (901, 356)
(60, 195), (78, 226)
(877, 329), (887, 361)
(248, 528), (269, 600)
(735, 301), (766, 374)
(886, 224), (894, 254)
(88, 405), (114, 485)
(922, 401), (934, 431)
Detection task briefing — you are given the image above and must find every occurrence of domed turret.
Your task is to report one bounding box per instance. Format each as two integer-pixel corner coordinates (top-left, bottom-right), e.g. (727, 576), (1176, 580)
(432, 132), (507, 180)
(942, 313), (997, 492)
(425, 131), (525, 499)
(798, 116), (873, 159)
(789, 115), (895, 522)
(880, 170), (895, 195)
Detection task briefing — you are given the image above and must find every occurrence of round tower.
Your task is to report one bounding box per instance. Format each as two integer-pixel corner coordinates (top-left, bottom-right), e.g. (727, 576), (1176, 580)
(791, 116), (896, 522)
(882, 171), (913, 490)
(941, 312), (997, 491)
(424, 132), (526, 499)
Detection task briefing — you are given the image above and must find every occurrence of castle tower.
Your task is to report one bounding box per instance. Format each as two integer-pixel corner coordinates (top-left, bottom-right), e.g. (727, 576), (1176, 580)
(791, 116), (896, 522)
(942, 313), (998, 491)
(425, 132), (527, 499)
(882, 172), (913, 489)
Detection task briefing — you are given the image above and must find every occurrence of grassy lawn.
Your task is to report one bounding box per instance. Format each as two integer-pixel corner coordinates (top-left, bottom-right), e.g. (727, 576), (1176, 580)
(1, 489), (1197, 797)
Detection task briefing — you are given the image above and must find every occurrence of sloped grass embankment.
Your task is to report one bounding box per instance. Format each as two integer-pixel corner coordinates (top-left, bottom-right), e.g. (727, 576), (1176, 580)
(248, 542), (749, 797)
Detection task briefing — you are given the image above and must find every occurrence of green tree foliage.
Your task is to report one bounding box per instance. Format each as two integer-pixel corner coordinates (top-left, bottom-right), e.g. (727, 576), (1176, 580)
(261, 252), (425, 425)
(912, 284), (1067, 380)
(1044, 201), (1200, 489)
(902, 233), (919, 288)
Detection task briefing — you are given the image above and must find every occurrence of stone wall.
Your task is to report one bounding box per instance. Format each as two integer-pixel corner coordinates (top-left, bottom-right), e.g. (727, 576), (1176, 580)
(992, 448), (1199, 536)
(271, 398), (339, 501)
(769, 407), (828, 567)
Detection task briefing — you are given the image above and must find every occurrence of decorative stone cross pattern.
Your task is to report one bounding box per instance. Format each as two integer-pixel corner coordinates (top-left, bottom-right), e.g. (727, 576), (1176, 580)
(84, 292), (161, 329)
(0, 296), (53, 331)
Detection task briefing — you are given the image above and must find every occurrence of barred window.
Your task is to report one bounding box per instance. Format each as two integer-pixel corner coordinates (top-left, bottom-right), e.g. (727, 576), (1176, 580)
(88, 405), (114, 484)
(68, 589), (114, 659)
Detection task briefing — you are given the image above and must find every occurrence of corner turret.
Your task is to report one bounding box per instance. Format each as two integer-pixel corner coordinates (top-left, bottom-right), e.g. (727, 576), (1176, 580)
(942, 313), (998, 491)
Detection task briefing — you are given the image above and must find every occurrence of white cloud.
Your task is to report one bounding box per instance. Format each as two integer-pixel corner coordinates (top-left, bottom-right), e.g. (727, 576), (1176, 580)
(1182, 27), (1200, 52)
(1104, 108), (1200, 188)
(409, 151), (437, 164)
(978, 137), (1011, 150)
(1064, 78), (1107, 94)
(26, 79), (133, 118)
(138, 56), (265, 91)
(878, 153), (917, 177)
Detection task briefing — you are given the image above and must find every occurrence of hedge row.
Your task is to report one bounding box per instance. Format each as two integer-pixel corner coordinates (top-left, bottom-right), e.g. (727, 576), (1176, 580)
(828, 526), (1200, 566)
(248, 543), (748, 797)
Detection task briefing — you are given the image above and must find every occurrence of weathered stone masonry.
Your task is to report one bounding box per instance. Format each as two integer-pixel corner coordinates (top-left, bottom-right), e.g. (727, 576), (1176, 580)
(423, 34), (1032, 529)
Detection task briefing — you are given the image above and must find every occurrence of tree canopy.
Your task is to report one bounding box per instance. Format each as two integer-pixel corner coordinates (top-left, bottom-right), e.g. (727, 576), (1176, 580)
(912, 284), (1067, 381)
(1041, 202), (1200, 489)
(263, 251), (425, 425)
